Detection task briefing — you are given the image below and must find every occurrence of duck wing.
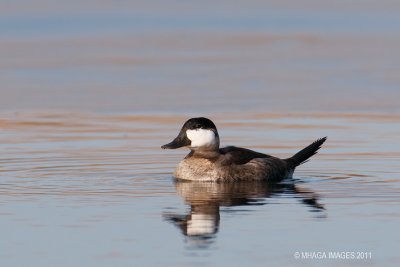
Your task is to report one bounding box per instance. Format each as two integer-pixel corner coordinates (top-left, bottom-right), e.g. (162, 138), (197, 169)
(219, 146), (272, 165)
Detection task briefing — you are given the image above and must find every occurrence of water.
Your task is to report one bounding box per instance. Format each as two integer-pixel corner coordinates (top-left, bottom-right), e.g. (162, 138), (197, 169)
(2, 1), (400, 114)
(1, 112), (399, 266)
(1, 1), (400, 266)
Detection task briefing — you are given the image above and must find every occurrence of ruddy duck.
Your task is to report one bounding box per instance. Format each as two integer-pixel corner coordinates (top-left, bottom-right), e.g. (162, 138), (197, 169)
(162, 117), (327, 182)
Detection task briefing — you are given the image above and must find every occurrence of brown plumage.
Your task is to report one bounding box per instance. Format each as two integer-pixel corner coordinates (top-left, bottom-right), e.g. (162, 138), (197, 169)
(162, 117), (327, 182)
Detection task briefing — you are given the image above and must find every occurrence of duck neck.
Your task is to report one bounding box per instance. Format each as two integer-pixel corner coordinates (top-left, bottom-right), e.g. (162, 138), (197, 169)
(190, 146), (220, 160)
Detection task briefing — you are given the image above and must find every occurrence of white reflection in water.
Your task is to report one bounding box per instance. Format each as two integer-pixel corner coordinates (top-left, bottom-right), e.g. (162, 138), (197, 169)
(164, 180), (325, 248)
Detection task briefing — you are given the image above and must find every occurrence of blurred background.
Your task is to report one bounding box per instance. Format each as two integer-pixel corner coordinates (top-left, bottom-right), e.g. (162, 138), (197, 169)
(1, 2), (400, 267)
(1, 0), (400, 114)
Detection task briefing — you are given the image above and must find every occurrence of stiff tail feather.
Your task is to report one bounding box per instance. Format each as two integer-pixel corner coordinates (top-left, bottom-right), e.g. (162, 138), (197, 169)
(287, 137), (327, 167)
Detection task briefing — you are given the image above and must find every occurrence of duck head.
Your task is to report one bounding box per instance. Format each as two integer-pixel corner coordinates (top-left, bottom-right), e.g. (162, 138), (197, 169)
(162, 117), (220, 151)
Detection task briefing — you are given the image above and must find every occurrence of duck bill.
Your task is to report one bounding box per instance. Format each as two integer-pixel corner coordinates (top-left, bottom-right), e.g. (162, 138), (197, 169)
(161, 134), (191, 149)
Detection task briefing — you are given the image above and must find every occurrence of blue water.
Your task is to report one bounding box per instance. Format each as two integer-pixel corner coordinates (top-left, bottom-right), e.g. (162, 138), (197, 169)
(1, 113), (399, 266)
(1, 1), (400, 266)
(2, 7), (400, 38)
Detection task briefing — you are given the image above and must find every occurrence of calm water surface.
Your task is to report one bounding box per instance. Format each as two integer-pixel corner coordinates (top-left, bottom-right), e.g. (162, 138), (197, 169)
(2, 1), (400, 266)
(1, 112), (399, 267)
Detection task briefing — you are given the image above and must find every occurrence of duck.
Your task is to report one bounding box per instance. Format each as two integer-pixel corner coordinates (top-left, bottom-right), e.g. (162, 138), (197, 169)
(161, 117), (327, 182)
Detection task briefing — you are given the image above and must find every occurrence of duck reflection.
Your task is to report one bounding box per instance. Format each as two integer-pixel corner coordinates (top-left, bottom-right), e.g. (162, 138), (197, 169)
(163, 180), (324, 246)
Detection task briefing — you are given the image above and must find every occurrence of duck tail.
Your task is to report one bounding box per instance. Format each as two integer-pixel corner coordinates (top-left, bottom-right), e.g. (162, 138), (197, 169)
(286, 137), (327, 167)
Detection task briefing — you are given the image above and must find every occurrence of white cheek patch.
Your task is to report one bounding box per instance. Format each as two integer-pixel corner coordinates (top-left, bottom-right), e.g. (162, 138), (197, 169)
(186, 129), (216, 148)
